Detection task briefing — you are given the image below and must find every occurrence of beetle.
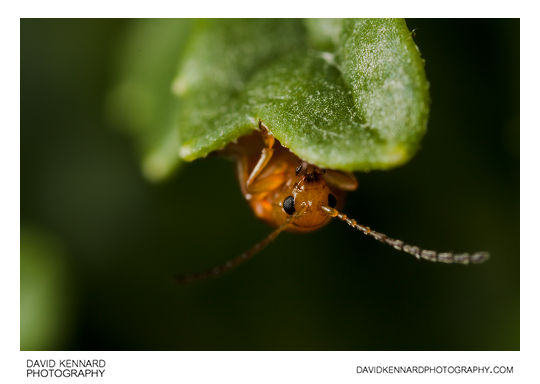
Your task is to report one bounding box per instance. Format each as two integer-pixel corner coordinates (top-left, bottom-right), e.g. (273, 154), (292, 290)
(176, 120), (489, 283)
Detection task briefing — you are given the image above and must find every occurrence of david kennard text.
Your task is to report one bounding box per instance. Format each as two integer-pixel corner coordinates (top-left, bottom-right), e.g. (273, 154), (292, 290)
(27, 359), (106, 378)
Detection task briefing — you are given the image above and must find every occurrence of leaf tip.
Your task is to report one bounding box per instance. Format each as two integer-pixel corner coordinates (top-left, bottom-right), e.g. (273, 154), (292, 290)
(383, 143), (411, 165)
(142, 152), (178, 182)
(178, 144), (192, 159)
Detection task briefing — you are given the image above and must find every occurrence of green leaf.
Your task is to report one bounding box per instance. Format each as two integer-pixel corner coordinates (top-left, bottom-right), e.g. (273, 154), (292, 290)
(178, 18), (429, 171)
(304, 18), (343, 51)
(174, 19), (306, 161)
(240, 50), (399, 170)
(338, 19), (430, 161)
(107, 19), (193, 181)
(112, 19), (429, 180)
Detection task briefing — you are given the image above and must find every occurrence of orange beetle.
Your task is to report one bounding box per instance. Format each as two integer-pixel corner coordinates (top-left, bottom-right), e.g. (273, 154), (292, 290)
(230, 123), (357, 232)
(176, 121), (489, 283)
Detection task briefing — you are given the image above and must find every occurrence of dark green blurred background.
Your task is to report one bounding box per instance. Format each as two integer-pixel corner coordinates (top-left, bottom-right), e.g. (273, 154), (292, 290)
(20, 19), (519, 350)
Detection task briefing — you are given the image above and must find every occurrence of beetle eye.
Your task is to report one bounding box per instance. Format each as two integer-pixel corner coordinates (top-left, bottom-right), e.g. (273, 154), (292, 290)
(283, 195), (295, 215)
(328, 193), (337, 208)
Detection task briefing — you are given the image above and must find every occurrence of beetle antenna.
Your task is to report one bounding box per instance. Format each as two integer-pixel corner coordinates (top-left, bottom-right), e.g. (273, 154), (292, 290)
(321, 206), (489, 264)
(175, 222), (290, 284)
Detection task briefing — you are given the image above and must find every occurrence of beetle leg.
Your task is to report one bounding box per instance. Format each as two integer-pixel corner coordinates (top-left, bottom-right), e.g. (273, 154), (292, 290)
(236, 155), (251, 196)
(245, 120), (275, 189)
(246, 173), (286, 194)
(322, 170), (359, 191)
